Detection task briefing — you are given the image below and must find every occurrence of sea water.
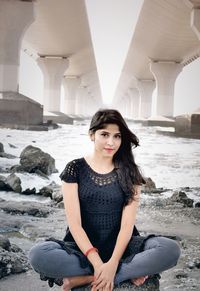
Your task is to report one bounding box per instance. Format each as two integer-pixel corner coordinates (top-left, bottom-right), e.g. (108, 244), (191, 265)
(0, 121), (200, 203)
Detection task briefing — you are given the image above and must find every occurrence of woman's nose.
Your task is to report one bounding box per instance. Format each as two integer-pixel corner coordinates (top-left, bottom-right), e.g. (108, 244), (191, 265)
(107, 137), (114, 146)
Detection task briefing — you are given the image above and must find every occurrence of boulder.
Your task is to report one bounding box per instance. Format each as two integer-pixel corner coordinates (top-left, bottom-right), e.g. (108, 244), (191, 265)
(0, 235), (11, 251)
(142, 177), (156, 193)
(0, 175), (8, 191)
(170, 191), (194, 207)
(6, 173), (22, 193)
(175, 114), (191, 134)
(0, 174), (22, 192)
(19, 145), (57, 175)
(38, 186), (53, 198)
(191, 112), (200, 134)
(0, 237), (30, 279)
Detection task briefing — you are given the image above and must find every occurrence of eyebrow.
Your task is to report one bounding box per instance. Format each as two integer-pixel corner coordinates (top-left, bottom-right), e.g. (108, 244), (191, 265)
(101, 130), (121, 135)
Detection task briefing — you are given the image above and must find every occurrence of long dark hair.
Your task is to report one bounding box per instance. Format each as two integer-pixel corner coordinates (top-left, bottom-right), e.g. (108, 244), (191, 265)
(89, 109), (145, 205)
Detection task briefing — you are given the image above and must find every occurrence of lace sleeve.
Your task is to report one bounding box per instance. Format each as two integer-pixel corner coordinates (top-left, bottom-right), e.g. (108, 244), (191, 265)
(59, 160), (79, 183)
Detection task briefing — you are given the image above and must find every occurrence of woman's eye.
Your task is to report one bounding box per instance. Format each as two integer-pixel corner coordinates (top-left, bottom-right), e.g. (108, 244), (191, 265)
(115, 135), (121, 139)
(101, 133), (108, 137)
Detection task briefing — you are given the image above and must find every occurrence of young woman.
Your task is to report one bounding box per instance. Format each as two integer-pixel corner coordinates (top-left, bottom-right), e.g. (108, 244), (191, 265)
(29, 109), (181, 290)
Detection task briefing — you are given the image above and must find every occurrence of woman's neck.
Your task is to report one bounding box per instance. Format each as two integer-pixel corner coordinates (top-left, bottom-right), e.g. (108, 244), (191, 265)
(85, 153), (114, 173)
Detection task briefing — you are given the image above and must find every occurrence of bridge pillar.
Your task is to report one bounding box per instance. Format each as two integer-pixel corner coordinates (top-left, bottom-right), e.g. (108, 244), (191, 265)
(123, 95), (130, 118)
(88, 95), (97, 116)
(63, 77), (80, 115)
(128, 88), (140, 118)
(150, 62), (182, 117)
(0, 0), (35, 92)
(191, 8), (200, 40)
(37, 57), (69, 112)
(118, 97), (126, 117)
(137, 80), (155, 118)
(76, 87), (85, 115)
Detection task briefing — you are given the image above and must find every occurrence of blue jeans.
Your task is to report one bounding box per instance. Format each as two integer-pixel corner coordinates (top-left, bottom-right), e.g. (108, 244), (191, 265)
(28, 236), (181, 286)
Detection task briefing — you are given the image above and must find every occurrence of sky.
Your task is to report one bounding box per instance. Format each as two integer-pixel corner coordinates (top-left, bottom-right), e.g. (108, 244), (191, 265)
(19, 0), (200, 116)
(85, 0), (144, 104)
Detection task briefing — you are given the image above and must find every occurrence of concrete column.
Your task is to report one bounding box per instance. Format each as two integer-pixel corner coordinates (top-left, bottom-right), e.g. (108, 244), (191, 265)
(125, 95), (132, 118)
(137, 80), (155, 118)
(150, 62), (183, 117)
(116, 99), (125, 116)
(128, 88), (140, 118)
(120, 97), (126, 117)
(0, 0), (35, 92)
(191, 8), (200, 40)
(75, 86), (90, 115)
(63, 76), (80, 115)
(82, 93), (91, 116)
(37, 57), (69, 112)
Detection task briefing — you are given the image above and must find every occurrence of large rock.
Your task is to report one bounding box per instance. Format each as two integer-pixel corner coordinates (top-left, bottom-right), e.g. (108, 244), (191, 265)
(0, 175), (8, 190)
(142, 177), (156, 193)
(175, 114), (191, 134)
(38, 186), (53, 198)
(18, 145), (57, 175)
(191, 112), (200, 134)
(170, 191), (194, 207)
(0, 235), (11, 251)
(6, 173), (22, 193)
(0, 174), (22, 193)
(0, 236), (30, 279)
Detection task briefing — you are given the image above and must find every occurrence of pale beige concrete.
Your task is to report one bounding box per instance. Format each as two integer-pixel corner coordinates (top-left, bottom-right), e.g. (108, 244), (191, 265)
(150, 62), (183, 117)
(63, 77), (80, 115)
(37, 57), (69, 112)
(115, 0), (200, 116)
(0, 0), (35, 91)
(137, 80), (155, 119)
(128, 88), (140, 119)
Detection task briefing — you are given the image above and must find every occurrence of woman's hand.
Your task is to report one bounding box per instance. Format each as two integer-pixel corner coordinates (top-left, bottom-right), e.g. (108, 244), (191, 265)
(91, 260), (118, 291)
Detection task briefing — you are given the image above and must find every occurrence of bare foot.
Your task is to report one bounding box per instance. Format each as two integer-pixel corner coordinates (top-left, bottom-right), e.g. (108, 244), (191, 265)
(131, 275), (148, 286)
(63, 276), (94, 290)
(63, 278), (71, 291)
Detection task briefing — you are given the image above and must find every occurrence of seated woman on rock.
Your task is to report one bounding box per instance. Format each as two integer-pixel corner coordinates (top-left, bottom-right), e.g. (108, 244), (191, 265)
(29, 109), (181, 290)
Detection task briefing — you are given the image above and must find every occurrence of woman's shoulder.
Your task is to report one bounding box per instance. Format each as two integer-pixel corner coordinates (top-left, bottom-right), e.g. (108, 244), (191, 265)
(65, 157), (84, 167)
(60, 157), (85, 183)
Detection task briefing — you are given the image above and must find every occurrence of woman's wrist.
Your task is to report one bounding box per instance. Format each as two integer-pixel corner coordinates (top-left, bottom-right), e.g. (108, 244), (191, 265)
(88, 253), (103, 268)
(109, 256), (120, 264)
(85, 247), (98, 257)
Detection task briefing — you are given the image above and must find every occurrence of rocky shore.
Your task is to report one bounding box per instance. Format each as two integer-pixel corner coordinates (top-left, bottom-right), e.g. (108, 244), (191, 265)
(0, 142), (200, 290)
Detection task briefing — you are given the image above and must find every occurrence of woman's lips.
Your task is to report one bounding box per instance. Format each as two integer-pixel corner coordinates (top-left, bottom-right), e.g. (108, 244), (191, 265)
(104, 148), (114, 152)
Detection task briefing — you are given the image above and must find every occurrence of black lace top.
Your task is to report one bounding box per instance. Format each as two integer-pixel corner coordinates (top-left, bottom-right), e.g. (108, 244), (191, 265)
(59, 158), (151, 268)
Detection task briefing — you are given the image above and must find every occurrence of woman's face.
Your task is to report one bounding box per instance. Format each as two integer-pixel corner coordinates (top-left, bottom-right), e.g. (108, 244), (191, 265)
(91, 123), (122, 158)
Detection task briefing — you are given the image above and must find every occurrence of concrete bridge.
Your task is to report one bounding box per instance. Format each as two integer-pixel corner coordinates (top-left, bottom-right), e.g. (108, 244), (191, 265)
(0, 0), (200, 126)
(114, 0), (200, 119)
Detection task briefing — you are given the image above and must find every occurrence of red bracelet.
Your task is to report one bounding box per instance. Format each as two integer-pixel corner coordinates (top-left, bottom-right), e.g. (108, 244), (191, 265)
(84, 247), (98, 257)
